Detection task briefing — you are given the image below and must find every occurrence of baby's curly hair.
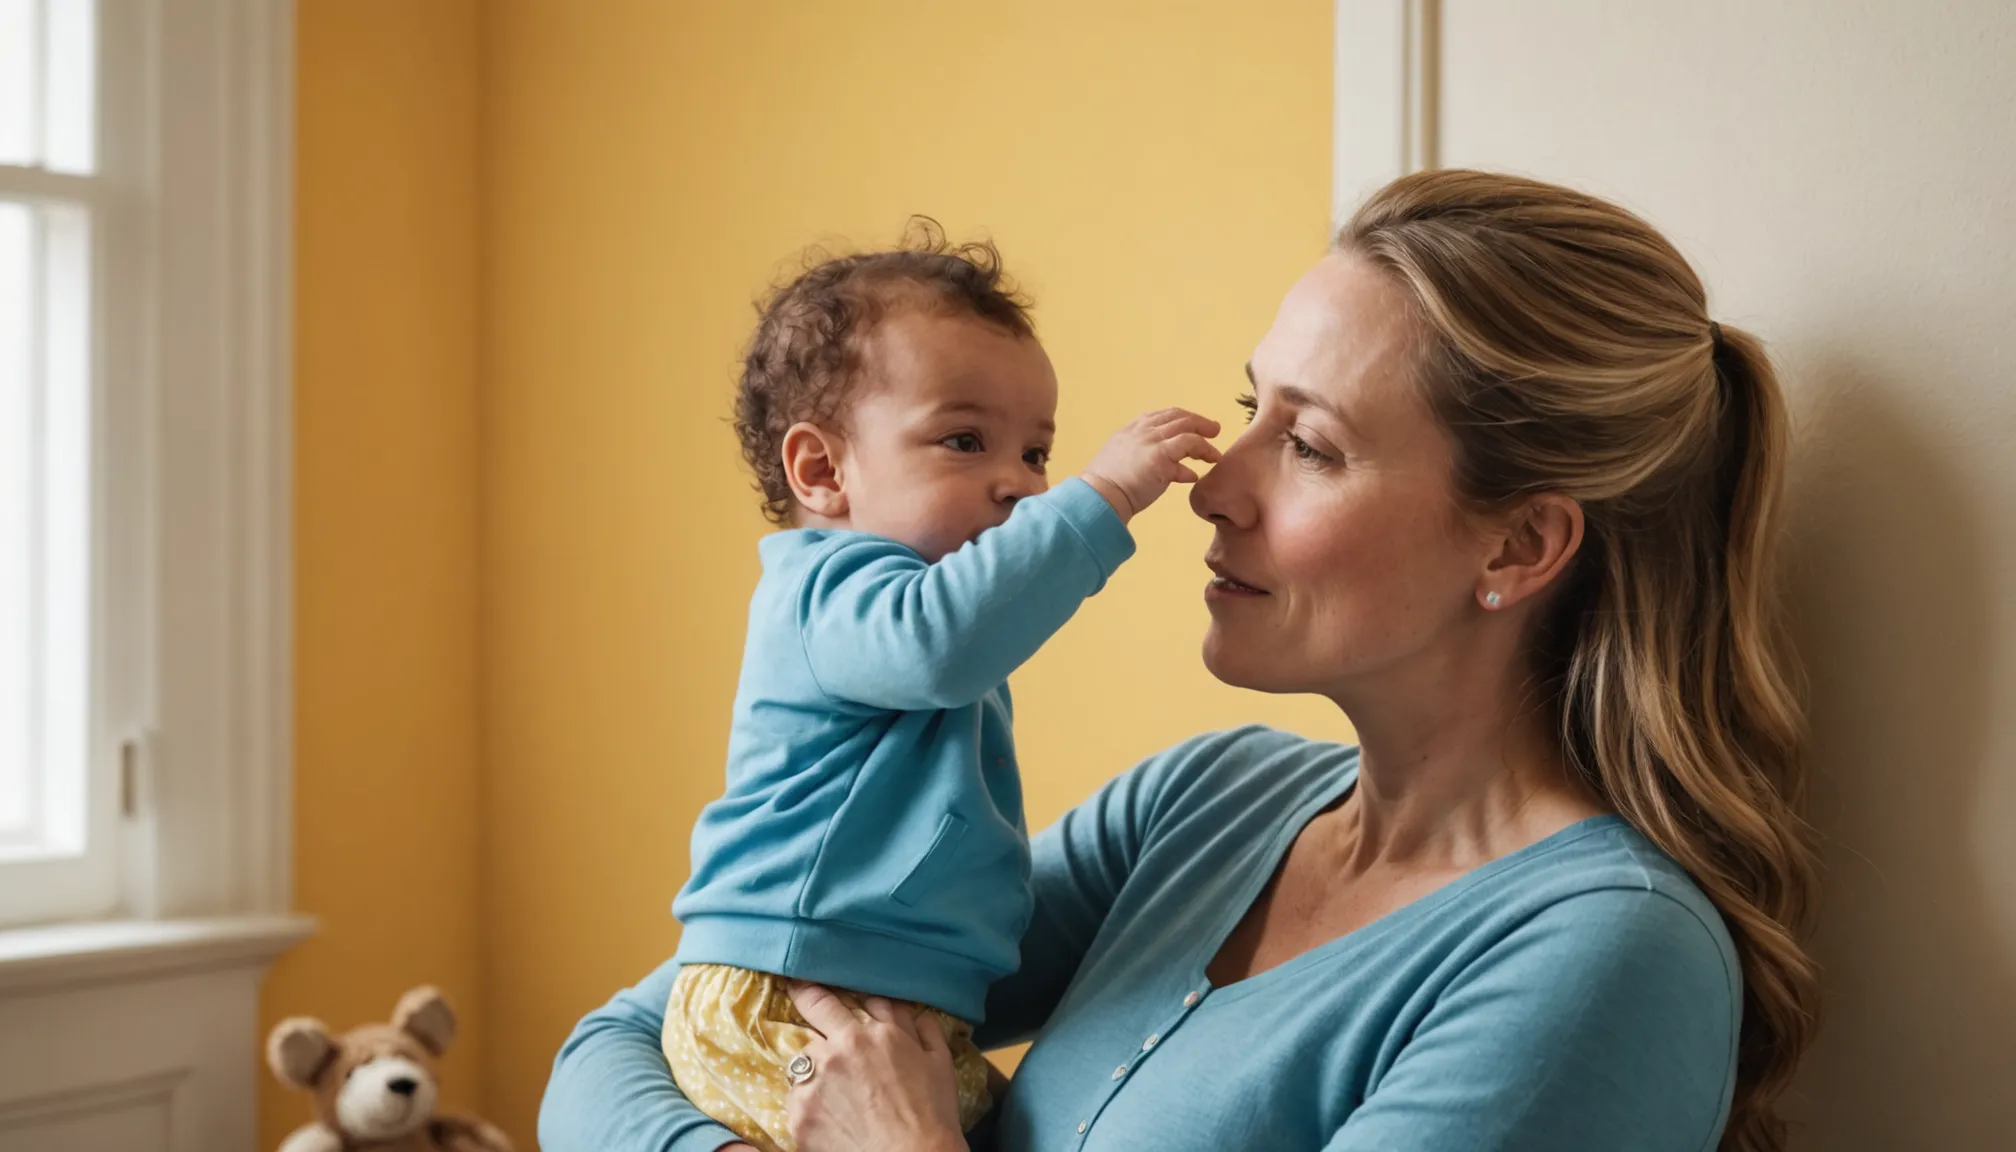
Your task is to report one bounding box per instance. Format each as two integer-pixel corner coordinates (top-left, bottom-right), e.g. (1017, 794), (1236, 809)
(735, 217), (1036, 524)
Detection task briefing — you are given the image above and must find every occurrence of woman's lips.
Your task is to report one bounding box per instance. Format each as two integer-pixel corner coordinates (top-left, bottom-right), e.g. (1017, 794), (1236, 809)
(1205, 558), (1268, 598)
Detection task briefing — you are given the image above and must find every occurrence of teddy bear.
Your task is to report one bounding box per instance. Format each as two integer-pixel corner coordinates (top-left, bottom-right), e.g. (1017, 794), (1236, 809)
(267, 985), (513, 1152)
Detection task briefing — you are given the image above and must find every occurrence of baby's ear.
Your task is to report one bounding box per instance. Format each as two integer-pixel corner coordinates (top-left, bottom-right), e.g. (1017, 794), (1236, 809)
(268, 1018), (337, 1089)
(393, 985), (456, 1055)
(780, 421), (849, 519)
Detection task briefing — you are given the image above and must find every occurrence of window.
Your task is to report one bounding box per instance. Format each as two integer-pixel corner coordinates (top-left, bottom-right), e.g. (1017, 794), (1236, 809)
(0, 0), (296, 930)
(0, 0), (119, 925)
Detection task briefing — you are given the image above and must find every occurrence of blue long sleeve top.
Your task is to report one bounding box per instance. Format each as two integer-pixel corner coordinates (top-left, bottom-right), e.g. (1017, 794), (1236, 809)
(546, 727), (1742, 1152)
(671, 478), (1136, 1024)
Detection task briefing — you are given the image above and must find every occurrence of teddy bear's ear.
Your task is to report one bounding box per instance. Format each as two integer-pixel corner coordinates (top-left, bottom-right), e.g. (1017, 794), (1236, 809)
(393, 985), (456, 1055)
(267, 1018), (337, 1089)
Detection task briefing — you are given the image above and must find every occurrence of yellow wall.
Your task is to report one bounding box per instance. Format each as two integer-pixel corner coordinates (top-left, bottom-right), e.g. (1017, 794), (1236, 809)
(268, 2), (485, 1147)
(480, 0), (1335, 1142)
(283, 1), (1332, 1144)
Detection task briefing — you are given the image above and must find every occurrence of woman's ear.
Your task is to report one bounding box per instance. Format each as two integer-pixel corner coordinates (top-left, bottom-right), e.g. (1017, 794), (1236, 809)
(781, 421), (849, 520)
(1477, 493), (1584, 611)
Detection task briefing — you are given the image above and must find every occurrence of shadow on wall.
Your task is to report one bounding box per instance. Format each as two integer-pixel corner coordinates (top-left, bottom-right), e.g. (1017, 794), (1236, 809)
(1781, 353), (2013, 1149)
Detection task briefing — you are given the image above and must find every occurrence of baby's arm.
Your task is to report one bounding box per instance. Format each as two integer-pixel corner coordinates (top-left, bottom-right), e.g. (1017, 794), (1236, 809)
(798, 410), (1218, 712)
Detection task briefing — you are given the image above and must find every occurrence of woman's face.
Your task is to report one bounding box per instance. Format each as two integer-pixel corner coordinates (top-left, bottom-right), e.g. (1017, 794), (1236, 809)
(1190, 251), (1491, 700)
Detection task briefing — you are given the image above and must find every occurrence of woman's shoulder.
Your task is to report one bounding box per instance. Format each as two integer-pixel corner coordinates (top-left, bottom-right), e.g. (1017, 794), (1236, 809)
(1116, 725), (1359, 843)
(1150, 722), (1354, 765)
(1465, 817), (1740, 994)
(1136, 723), (1354, 791)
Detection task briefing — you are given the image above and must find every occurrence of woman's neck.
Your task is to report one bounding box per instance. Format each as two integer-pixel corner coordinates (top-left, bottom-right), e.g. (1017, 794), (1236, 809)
(1329, 667), (1605, 874)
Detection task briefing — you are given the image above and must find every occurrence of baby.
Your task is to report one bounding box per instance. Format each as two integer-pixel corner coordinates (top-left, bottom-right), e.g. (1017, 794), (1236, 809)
(663, 225), (1218, 1152)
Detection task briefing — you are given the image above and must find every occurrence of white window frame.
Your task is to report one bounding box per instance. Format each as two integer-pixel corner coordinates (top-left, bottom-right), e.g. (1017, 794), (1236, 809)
(1, 4), (307, 1150)
(1, 0), (301, 931)
(0, 0), (122, 922)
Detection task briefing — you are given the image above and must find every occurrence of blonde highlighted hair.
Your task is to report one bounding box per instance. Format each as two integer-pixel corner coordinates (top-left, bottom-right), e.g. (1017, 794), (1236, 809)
(1340, 170), (1819, 1152)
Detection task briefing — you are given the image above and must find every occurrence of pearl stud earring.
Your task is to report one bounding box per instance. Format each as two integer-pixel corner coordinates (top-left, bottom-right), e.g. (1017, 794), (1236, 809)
(1484, 591), (1503, 609)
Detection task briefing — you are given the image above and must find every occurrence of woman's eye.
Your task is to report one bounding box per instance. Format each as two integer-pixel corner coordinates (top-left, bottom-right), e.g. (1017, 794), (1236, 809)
(1235, 392), (1258, 425)
(1023, 446), (1051, 470)
(942, 433), (983, 453)
(1285, 430), (1330, 464)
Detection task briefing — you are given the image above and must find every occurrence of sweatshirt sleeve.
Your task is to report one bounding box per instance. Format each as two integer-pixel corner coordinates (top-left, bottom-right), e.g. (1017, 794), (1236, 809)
(797, 478), (1134, 712)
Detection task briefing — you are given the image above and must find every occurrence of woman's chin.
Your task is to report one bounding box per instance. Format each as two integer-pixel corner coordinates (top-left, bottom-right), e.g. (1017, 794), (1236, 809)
(1202, 632), (1285, 693)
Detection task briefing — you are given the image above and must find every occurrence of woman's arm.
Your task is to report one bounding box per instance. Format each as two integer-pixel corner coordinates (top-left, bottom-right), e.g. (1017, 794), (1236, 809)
(1323, 888), (1740, 1152)
(536, 958), (744, 1152)
(975, 744), (1170, 1049)
(539, 744), (1184, 1148)
(533, 759), (1150, 1152)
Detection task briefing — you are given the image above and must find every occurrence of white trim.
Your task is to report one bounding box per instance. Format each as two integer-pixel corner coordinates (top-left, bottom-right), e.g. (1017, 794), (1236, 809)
(0, 914), (312, 997)
(0, 6), (298, 1147)
(1332, 0), (1441, 229)
(0, 942), (285, 1150)
(236, 0), (296, 917)
(120, 0), (296, 920)
(0, 1065), (187, 1129)
(0, 1069), (188, 1130)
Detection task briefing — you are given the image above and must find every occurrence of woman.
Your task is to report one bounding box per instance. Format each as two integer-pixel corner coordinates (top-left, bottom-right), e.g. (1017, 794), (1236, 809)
(539, 170), (1819, 1152)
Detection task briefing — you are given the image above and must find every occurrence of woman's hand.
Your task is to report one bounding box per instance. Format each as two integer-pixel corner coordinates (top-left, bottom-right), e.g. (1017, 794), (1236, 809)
(784, 982), (967, 1152)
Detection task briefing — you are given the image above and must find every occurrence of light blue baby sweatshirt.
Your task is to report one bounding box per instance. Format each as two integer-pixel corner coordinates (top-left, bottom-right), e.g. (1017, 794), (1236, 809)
(671, 478), (1135, 1022)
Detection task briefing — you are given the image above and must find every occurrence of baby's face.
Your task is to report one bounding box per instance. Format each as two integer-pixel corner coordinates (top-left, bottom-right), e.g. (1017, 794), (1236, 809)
(837, 309), (1058, 561)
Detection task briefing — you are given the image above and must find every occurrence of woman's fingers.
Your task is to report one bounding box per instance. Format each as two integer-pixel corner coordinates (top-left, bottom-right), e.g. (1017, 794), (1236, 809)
(859, 994), (905, 1028)
(788, 981), (859, 1039)
(913, 1010), (948, 1056)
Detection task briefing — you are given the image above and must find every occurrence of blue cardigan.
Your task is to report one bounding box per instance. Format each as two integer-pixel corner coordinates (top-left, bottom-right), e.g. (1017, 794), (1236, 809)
(547, 727), (1741, 1152)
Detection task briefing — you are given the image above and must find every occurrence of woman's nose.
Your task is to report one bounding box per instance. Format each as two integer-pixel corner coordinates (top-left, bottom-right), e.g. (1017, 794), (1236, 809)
(1190, 436), (1257, 527)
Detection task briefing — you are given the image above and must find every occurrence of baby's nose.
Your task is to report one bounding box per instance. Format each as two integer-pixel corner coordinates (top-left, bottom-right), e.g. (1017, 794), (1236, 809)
(995, 471), (1046, 503)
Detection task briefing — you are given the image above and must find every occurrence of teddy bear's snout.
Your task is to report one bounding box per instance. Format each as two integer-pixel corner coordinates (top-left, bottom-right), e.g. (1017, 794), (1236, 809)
(336, 1054), (437, 1140)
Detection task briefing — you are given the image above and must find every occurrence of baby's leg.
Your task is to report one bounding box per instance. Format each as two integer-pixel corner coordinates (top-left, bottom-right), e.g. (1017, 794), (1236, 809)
(927, 1007), (998, 1132)
(663, 964), (809, 1152)
(663, 965), (998, 1146)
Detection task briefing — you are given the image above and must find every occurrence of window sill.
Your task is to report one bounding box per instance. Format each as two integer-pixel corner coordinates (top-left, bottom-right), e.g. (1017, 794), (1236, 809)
(0, 914), (315, 998)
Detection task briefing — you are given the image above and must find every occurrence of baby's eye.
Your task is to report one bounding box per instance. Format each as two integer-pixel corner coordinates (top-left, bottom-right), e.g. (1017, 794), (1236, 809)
(1023, 446), (1050, 470)
(942, 433), (984, 453)
(1235, 392), (1258, 424)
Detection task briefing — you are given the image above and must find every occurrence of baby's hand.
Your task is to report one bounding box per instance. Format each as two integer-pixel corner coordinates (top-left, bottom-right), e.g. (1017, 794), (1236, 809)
(1081, 408), (1223, 522)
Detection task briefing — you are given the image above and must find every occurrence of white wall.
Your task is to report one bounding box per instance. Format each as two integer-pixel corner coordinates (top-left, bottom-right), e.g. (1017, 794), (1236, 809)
(1343, 1), (2016, 1146)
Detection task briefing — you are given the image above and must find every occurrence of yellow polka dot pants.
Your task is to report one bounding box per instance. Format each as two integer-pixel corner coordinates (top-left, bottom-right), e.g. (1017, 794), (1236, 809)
(662, 963), (994, 1152)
